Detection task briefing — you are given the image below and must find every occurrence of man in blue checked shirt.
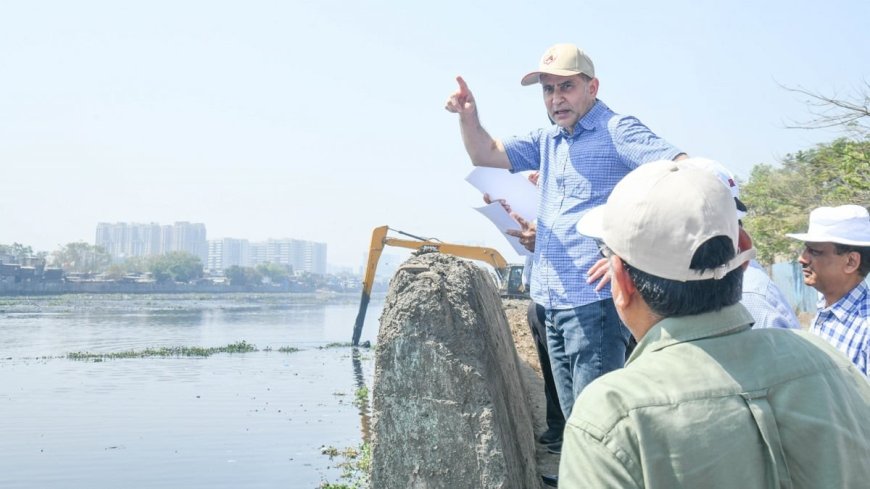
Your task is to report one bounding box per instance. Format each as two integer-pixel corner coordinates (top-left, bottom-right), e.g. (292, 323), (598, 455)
(445, 42), (685, 470)
(787, 205), (870, 376)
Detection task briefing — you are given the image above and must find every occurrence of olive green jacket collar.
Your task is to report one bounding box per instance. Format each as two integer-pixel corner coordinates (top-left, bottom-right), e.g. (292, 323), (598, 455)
(627, 303), (755, 365)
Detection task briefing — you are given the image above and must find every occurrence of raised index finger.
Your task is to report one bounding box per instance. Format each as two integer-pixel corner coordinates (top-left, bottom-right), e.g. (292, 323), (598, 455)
(455, 76), (469, 96)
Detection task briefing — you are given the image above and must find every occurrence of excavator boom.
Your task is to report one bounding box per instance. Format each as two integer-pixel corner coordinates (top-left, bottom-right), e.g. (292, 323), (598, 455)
(351, 226), (522, 346)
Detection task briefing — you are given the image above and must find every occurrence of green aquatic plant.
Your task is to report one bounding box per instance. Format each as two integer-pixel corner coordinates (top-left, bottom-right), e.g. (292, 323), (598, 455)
(352, 386), (369, 410)
(277, 346), (300, 353)
(67, 341), (257, 360)
(318, 443), (371, 489)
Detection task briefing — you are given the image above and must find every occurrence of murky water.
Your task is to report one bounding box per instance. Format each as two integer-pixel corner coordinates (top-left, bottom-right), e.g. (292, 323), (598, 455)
(0, 293), (382, 489)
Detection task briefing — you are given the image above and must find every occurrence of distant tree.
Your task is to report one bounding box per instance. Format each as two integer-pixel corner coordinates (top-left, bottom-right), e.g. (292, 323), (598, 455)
(256, 262), (291, 284)
(225, 265), (246, 285)
(0, 242), (35, 264)
(104, 263), (128, 280)
(742, 137), (870, 264)
(52, 242), (112, 273)
(148, 252), (203, 283)
(296, 271), (328, 290)
(120, 256), (150, 274)
(783, 81), (869, 136)
(225, 265), (262, 286)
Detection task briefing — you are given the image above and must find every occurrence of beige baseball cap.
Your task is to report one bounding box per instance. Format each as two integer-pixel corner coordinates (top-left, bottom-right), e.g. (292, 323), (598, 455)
(576, 160), (756, 282)
(521, 43), (595, 86)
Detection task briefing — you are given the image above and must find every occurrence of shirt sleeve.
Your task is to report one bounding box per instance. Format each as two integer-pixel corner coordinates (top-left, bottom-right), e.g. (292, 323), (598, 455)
(560, 424), (641, 489)
(502, 129), (543, 173)
(742, 267), (800, 329)
(608, 115), (683, 169)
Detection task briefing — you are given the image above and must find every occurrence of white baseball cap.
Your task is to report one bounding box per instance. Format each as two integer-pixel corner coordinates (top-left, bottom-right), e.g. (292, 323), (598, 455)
(576, 160), (756, 282)
(682, 157), (747, 218)
(785, 205), (870, 246)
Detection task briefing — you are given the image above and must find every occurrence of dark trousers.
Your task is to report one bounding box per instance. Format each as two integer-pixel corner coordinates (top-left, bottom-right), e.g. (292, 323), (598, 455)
(527, 301), (565, 433)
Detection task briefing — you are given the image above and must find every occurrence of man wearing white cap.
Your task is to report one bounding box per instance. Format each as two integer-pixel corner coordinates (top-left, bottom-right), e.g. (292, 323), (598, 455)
(786, 205), (870, 375)
(445, 44), (684, 455)
(565, 160), (870, 488)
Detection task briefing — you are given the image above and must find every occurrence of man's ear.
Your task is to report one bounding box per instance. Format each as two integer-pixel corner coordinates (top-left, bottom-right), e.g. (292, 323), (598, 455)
(844, 251), (861, 275)
(588, 77), (599, 98)
(610, 256), (635, 310)
(738, 227), (753, 271)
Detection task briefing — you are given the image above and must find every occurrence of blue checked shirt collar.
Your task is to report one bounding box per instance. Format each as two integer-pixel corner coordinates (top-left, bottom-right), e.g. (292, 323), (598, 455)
(550, 100), (606, 140)
(817, 280), (869, 320)
(812, 280), (869, 376)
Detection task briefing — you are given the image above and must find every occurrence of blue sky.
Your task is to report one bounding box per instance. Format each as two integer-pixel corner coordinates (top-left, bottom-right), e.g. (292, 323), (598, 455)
(1, 0), (867, 268)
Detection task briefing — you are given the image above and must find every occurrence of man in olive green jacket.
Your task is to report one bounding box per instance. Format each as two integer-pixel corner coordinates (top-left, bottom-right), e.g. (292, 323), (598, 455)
(569, 159), (870, 488)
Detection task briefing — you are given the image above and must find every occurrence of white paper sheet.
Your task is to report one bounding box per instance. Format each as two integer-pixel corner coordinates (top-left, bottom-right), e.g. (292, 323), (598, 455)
(474, 203), (532, 256)
(465, 167), (537, 221)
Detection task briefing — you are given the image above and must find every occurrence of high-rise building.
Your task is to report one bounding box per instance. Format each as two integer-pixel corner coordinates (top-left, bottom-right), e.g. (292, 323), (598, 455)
(304, 241), (327, 275)
(95, 221), (207, 262)
(95, 222), (326, 275)
(206, 238), (250, 272)
(172, 222), (208, 263)
(247, 238), (327, 275)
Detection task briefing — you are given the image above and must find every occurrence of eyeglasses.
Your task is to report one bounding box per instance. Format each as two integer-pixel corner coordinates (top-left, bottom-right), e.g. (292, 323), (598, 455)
(595, 239), (632, 272)
(595, 239), (613, 259)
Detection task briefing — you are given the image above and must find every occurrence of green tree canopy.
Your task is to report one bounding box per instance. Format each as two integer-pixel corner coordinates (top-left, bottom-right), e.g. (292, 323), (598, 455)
(742, 137), (870, 264)
(255, 262), (291, 284)
(0, 242), (35, 264)
(225, 265), (262, 286)
(148, 252), (203, 283)
(52, 242), (112, 273)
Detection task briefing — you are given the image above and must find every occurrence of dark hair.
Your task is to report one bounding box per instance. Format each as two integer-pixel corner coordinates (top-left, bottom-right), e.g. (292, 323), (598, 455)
(626, 236), (743, 317)
(578, 73), (593, 83)
(834, 244), (870, 278)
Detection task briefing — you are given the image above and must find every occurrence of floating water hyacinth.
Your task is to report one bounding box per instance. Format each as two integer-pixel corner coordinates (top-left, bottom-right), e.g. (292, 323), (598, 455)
(66, 341), (257, 360)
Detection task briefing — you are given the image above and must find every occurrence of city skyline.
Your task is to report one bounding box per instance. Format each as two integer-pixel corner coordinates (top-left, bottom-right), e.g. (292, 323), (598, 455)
(95, 220), (328, 274)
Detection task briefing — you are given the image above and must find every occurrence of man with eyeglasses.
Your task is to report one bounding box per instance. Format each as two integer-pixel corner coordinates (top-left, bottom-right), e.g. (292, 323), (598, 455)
(564, 160), (870, 488)
(786, 205), (870, 376)
(445, 46), (684, 486)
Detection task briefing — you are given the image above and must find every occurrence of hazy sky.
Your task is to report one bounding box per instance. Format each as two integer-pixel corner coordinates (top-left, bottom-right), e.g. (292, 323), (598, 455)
(2, 0), (867, 268)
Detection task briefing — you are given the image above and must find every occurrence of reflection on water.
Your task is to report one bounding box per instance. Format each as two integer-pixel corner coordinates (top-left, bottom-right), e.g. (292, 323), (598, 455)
(352, 348), (372, 444)
(0, 293), (382, 489)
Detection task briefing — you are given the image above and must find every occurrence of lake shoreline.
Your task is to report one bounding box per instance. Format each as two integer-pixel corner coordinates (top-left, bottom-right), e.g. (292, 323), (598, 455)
(0, 279), (360, 296)
(0, 291), (381, 316)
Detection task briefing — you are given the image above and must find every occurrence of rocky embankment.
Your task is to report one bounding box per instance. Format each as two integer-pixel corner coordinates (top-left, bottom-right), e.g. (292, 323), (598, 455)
(370, 251), (559, 488)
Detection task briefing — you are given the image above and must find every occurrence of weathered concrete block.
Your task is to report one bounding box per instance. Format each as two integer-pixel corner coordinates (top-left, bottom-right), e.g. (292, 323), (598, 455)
(371, 253), (538, 489)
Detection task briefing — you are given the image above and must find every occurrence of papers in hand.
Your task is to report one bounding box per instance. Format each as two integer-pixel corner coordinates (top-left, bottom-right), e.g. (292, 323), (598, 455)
(465, 167), (537, 256)
(465, 167), (537, 221)
(474, 202), (532, 256)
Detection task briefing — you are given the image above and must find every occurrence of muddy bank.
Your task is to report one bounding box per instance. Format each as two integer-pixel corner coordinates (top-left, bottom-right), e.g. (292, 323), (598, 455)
(501, 299), (560, 477)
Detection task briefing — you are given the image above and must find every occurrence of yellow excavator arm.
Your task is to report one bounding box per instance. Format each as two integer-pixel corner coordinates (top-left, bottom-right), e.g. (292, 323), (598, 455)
(351, 226), (523, 346)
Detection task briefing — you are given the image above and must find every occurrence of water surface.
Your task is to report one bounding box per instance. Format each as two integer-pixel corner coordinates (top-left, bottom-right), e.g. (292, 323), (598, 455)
(0, 293), (382, 489)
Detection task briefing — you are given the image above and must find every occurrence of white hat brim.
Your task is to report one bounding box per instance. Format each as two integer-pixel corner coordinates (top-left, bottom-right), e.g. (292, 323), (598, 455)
(785, 232), (870, 247)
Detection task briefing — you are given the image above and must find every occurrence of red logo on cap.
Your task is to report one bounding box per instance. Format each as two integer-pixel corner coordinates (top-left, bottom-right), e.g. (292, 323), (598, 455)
(542, 53), (556, 65)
